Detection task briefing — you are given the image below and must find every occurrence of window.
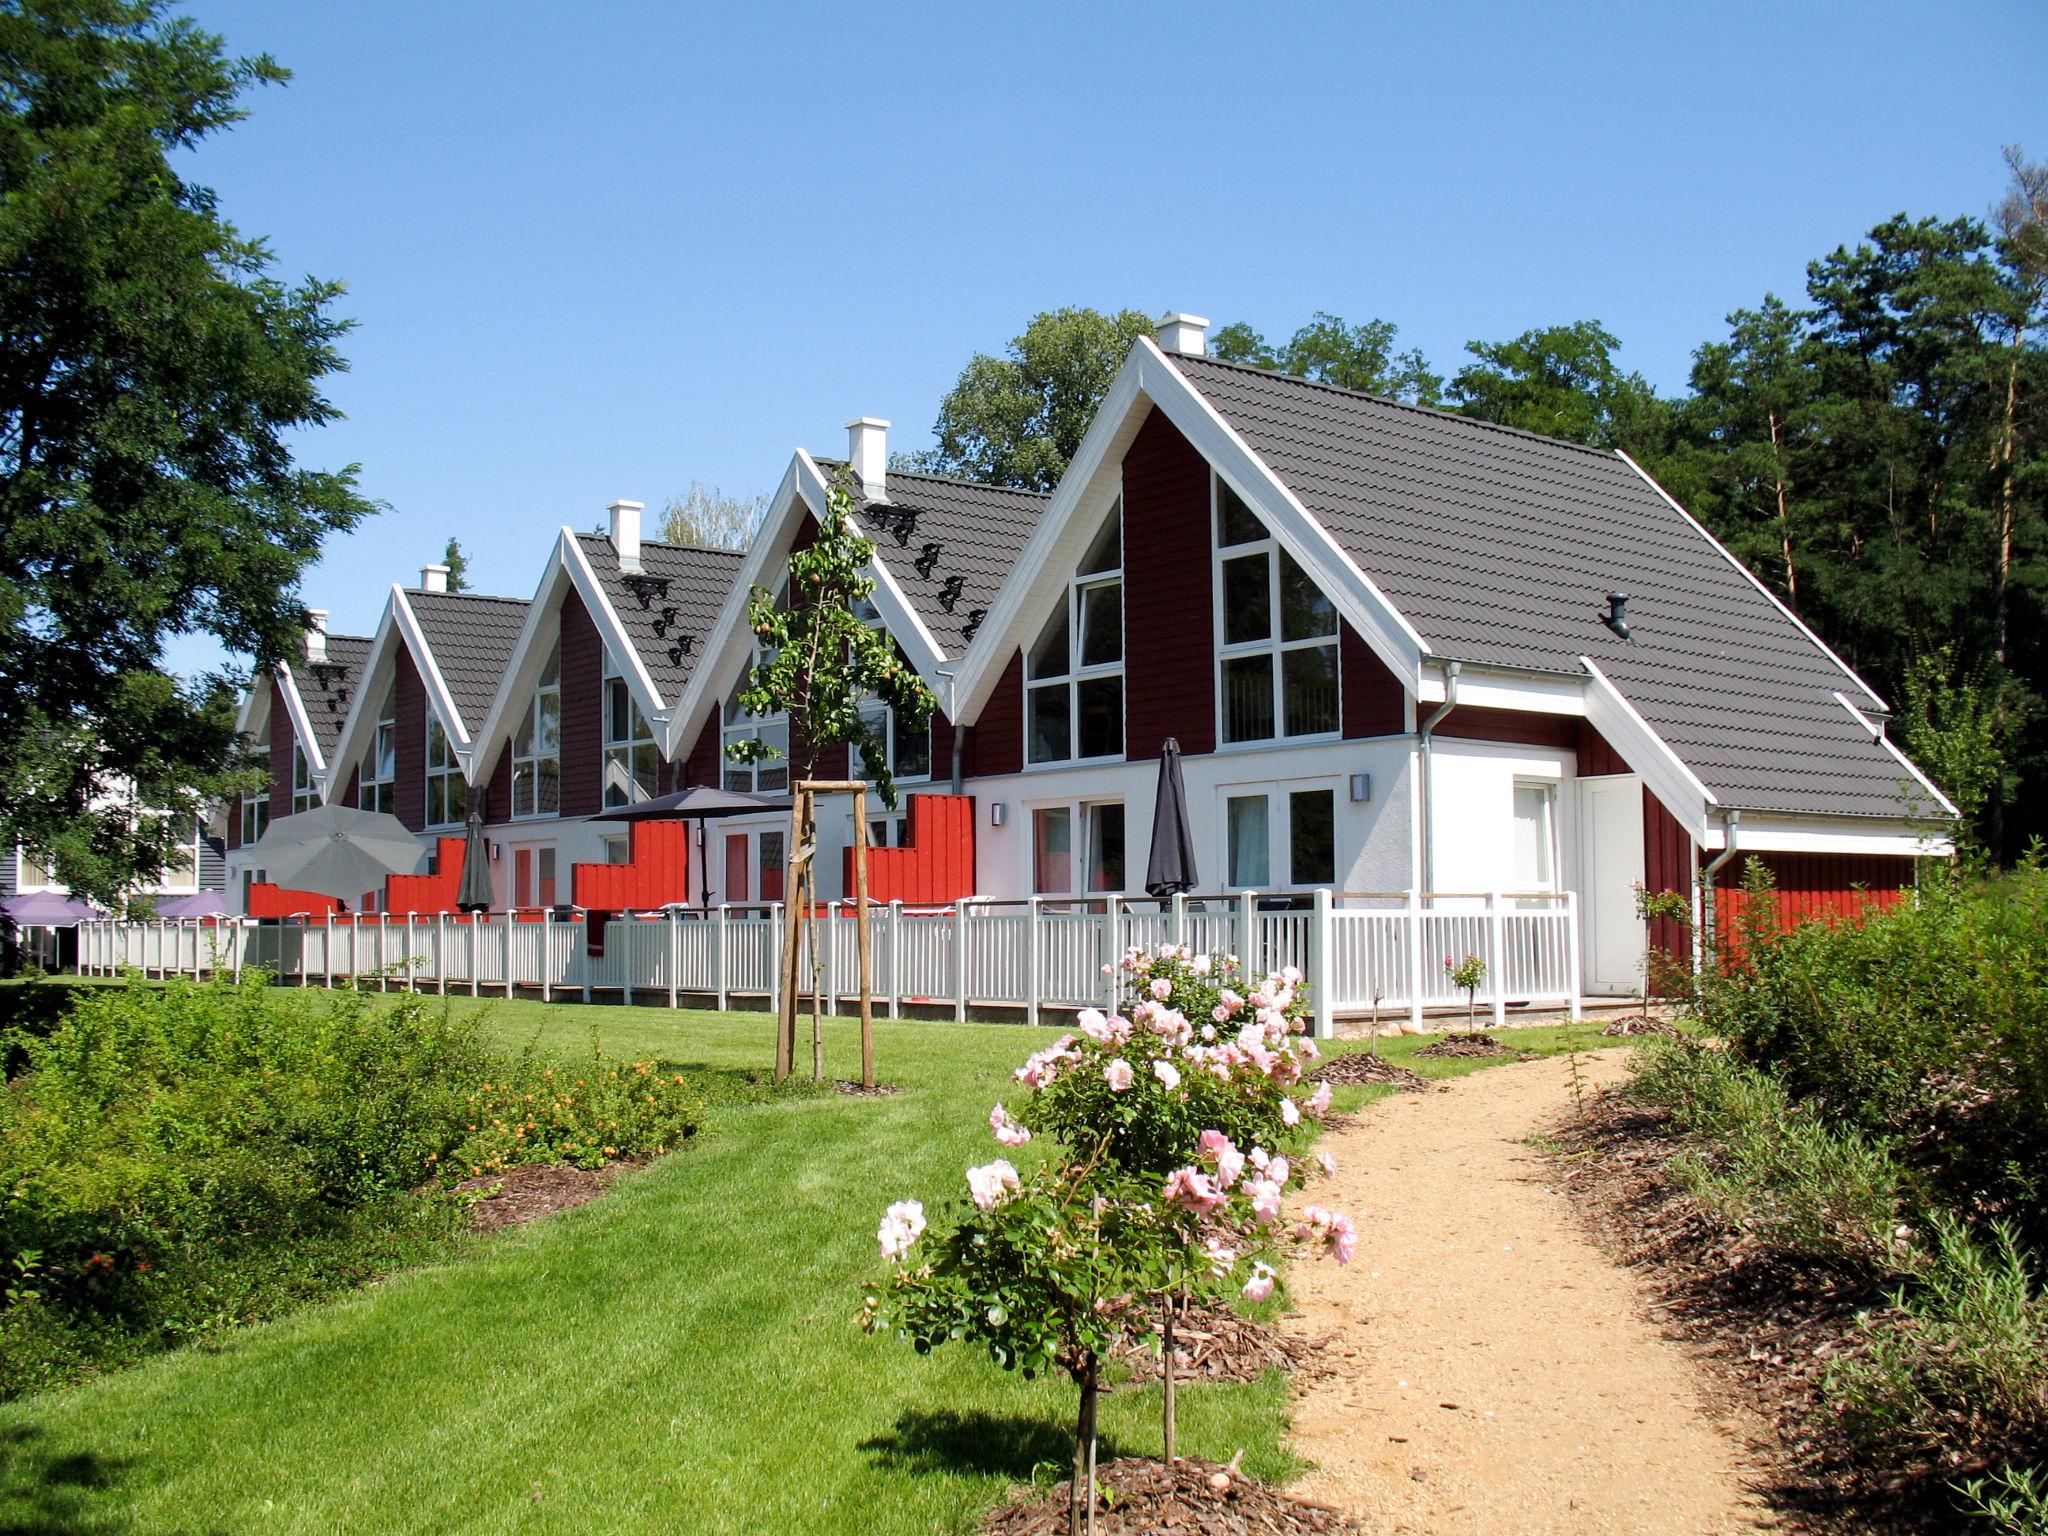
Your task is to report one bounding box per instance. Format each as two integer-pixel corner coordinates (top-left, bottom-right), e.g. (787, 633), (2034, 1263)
(857, 702), (931, 786)
(1026, 504), (1123, 765)
(16, 848), (52, 888)
(359, 685), (396, 814)
(514, 845), (557, 907)
(758, 830), (784, 903)
(723, 586), (790, 793)
(1030, 802), (1125, 895)
(1225, 785), (1341, 890)
(602, 648), (660, 807)
(160, 825), (198, 888)
(426, 713), (467, 827)
(1512, 782), (1557, 891)
(240, 795), (269, 847)
(291, 745), (317, 814)
(602, 836), (630, 865)
(1214, 478), (1339, 744)
(511, 642), (562, 819)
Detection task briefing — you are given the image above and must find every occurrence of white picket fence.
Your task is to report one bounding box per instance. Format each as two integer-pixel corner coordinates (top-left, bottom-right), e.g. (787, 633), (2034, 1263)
(75, 890), (1580, 1038)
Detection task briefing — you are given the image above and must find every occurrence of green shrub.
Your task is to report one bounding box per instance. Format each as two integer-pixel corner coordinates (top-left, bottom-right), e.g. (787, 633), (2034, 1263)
(446, 1033), (704, 1177)
(1637, 1041), (1916, 1271)
(1962, 1465), (2048, 1536)
(1702, 861), (2048, 1238)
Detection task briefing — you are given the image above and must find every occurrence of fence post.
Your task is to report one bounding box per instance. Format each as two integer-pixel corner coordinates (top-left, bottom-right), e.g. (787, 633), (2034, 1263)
(1487, 890), (1507, 1030)
(1564, 889), (1583, 1022)
(1105, 898), (1122, 1009)
(1237, 890), (1258, 975)
(714, 905), (729, 1011)
(1170, 890), (1186, 948)
(667, 908), (680, 1009)
(887, 900), (903, 1018)
(470, 916), (481, 998)
(232, 919), (244, 984)
(435, 911), (448, 994)
(323, 912), (335, 989)
(827, 900), (842, 1018)
(1406, 888), (1425, 1034)
(578, 914), (591, 1004)
(1311, 888), (1336, 1040)
(540, 908), (554, 1004)
(502, 909), (515, 999)
(768, 903), (783, 1017)
(954, 900), (970, 1022)
(1025, 896), (1042, 1029)
(403, 912), (415, 992)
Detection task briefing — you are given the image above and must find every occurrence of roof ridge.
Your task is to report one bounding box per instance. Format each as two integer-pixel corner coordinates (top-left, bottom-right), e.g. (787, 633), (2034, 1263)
(575, 528), (747, 561)
(812, 455), (1052, 502)
(1174, 351), (1622, 460)
(405, 589), (529, 605)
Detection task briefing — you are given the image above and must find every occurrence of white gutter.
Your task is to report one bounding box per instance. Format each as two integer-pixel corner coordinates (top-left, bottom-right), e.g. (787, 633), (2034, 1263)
(1700, 809), (1742, 964)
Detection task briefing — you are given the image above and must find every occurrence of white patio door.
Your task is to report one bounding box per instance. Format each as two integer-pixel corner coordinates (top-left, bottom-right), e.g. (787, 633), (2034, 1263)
(1579, 775), (1646, 995)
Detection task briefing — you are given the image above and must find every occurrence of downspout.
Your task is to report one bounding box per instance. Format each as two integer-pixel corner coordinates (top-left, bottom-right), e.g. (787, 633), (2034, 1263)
(1699, 808), (1742, 968)
(937, 668), (964, 794)
(1417, 660), (1461, 894)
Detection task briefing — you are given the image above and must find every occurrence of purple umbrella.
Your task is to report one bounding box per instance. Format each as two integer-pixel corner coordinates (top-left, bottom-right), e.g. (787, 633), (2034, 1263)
(2, 891), (103, 926)
(153, 892), (227, 919)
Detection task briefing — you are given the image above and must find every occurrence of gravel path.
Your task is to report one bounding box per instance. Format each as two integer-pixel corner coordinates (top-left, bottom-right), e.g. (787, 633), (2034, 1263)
(1289, 1049), (1778, 1535)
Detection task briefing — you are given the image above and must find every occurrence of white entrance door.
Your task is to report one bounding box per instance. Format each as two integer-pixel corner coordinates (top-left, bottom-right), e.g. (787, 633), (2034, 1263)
(1580, 776), (1646, 995)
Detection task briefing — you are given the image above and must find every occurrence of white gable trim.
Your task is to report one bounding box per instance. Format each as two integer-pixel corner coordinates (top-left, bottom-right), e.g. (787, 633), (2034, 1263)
(321, 600), (402, 803)
(1712, 811), (1953, 859)
(274, 662), (328, 780)
(1579, 656), (1715, 844)
(469, 531), (578, 790)
(1616, 450), (1888, 712)
(562, 533), (669, 728)
(393, 589), (474, 751)
(798, 452), (949, 688)
(325, 592), (490, 801)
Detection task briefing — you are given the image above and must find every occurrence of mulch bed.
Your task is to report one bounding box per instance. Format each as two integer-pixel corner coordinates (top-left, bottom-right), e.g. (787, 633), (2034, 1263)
(834, 1079), (904, 1096)
(451, 1159), (642, 1231)
(984, 1456), (1360, 1535)
(1416, 1031), (1507, 1059)
(1546, 1088), (1931, 1534)
(1116, 1303), (1334, 1388)
(1306, 1052), (1428, 1093)
(1599, 1013), (1683, 1038)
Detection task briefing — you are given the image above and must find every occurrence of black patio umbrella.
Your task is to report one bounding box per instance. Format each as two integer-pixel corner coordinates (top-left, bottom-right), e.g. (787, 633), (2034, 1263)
(455, 801), (494, 913)
(1144, 736), (1199, 900)
(592, 785), (792, 909)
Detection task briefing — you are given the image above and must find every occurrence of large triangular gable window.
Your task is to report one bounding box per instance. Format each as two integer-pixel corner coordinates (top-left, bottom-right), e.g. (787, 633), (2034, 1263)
(1025, 501), (1123, 765)
(1214, 477), (1338, 743)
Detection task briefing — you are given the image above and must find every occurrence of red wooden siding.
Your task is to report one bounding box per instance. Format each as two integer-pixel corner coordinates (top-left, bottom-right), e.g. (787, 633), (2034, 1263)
(392, 647), (427, 832)
(482, 744), (512, 826)
(681, 712), (722, 789)
(383, 836), (468, 914)
(968, 654), (1024, 777)
(1437, 706), (1579, 750)
(1641, 788), (1693, 966)
(267, 677), (294, 820)
(226, 796), (241, 851)
(1576, 723), (1628, 777)
(247, 882), (342, 918)
(1122, 408), (1216, 760)
(929, 709), (957, 779)
(1340, 625), (1405, 738)
(341, 765), (361, 807)
(1714, 851), (1916, 950)
(573, 820), (693, 910)
(559, 589), (603, 819)
(848, 794), (975, 905)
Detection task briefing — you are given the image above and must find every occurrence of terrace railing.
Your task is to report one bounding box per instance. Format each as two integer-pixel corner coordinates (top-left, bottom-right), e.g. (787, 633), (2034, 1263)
(74, 890), (1580, 1038)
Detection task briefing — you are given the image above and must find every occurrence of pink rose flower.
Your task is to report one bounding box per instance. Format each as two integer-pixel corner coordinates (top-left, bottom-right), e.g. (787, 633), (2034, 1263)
(1281, 1097), (1301, 1127)
(1149, 977), (1173, 1001)
(1152, 1059), (1182, 1091)
(989, 1102), (1032, 1147)
(1104, 1058), (1134, 1092)
(1247, 1177), (1283, 1225)
(1267, 1155), (1291, 1187)
(966, 1160), (1020, 1211)
(1163, 1166), (1226, 1213)
(877, 1199), (926, 1260)
(1242, 1261), (1276, 1302)
(1307, 1083), (1333, 1117)
(1317, 1151), (1336, 1177)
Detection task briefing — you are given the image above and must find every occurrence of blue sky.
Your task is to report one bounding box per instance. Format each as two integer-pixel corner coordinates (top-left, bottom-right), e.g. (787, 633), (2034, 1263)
(167, 0), (2045, 677)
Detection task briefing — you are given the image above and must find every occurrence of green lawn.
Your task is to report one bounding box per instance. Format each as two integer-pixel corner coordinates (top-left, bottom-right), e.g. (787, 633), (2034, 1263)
(0, 996), (1606, 1535)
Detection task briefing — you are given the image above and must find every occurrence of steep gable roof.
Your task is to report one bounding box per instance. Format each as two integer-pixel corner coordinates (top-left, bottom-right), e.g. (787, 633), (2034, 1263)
(571, 532), (743, 705)
(1167, 352), (1926, 820)
(402, 589), (530, 738)
(281, 634), (371, 770)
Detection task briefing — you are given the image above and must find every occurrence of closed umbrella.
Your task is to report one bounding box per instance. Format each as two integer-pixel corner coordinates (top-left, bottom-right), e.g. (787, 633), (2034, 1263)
(249, 803), (426, 904)
(455, 803), (494, 913)
(1144, 737), (1199, 900)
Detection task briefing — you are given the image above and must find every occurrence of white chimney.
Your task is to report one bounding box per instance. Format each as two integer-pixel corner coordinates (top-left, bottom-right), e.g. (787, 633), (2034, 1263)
(304, 609), (328, 664)
(609, 499), (645, 574)
(419, 563), (449, 593)
(1155, 312), (1210, 355)
(846, 417), (889, 501)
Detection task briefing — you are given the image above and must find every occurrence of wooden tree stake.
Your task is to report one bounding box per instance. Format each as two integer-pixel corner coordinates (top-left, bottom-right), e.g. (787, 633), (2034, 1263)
(852, 785), (875, 1089)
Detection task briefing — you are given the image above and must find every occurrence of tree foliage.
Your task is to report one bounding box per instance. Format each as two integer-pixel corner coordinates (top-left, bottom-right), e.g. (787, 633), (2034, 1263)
(1211, 310), (1443, 404)
(660, 481), (766, 553)
(724, 469), (936, 807)
(440, 537), (469, 592)
(0, 0), (373, 903)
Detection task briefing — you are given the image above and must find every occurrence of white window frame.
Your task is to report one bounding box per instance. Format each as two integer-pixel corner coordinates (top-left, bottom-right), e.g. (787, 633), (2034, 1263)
(1211, 475), (1341, 748)
(291, 745), (317, 815)
(850, 594), (933, 790)
(723, 581), (790, 794)
(1218, 778), (1342, 893)
(1511, 778), (1560, 895)
(359, 684), (397, 814)
(602, 646), (660, 807)
(425, 711), (467, 828)
(1027, 798), (1127, 898)
(240, 795), (269, 847)
(1024, 501), (1124, 769)
(511, 641), (562, 820)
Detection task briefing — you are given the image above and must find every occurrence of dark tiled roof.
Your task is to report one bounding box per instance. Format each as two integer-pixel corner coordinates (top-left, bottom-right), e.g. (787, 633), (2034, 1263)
(817, 459), (1050, 659)
(290, 634), (371, 766)
(405, 590), (530, 739)
(574, 532), (744, 706)
(1171, 354), (1919, 820)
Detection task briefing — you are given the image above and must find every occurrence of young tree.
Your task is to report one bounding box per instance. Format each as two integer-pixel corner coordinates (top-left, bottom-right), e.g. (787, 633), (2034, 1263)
(660, 481), (767, 552)
(441, 538), (470, 592)
(1447, 320), (1665, 449)
(0, 1), (374, 904)
(921, 307), (1155, 490)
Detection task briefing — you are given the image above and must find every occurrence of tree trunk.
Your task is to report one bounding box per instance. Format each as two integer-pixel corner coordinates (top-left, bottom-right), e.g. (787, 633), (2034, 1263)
(1070, 1355), (1100, 1536)
(1162, 1297), (1178, 1466)
(1768, 409), (1798, 605)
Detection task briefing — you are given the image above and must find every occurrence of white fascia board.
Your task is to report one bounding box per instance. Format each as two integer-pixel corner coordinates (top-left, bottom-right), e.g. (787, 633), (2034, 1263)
(562, 532), (669, 735)
(1713, 811), (1953, 859)
(274, 662), (327, 780)
(1616, 450), (1889, 712)
(1417, 666), (1585, 715)
(661, 455), (805, 760)
(233, 672), (270, 744)
(1580, 657), (1714, 844)
(392, 589), (474, 753)
(1829, 690), (1960, 821)
(468, 532), (578, 787)
(793, 452), (949, 688)
(322, 597), (405, 802)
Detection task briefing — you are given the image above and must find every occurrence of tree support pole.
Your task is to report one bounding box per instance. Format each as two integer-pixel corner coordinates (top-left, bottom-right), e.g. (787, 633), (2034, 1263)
(852, 785), (875, 1089)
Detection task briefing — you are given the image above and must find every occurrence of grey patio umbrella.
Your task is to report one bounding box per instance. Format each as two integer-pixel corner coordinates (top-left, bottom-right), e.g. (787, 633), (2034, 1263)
(592, 785), (791, 909)
(455, 803), (494, 913)
(248, 803), (427, 905)
(1144, 737), (1199, 900)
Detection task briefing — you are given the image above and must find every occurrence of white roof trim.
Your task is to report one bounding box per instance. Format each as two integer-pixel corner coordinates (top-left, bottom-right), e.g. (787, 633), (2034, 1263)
(562, 532), (669, 728)
(1713, 811), (1953, 859)
(468, 531), (578, 789)
(321, 599), (404, 802)
(794, 452), (948, 687)
(392, 589), (474, 751)
(1579, 656), (1715, 844)
(1829, 690), (1958, 821)
(1615, 449), (1888, 712)
(274, 661), (328, 780)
